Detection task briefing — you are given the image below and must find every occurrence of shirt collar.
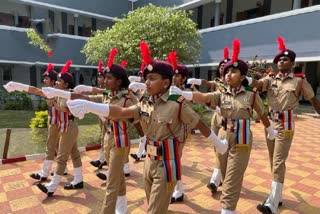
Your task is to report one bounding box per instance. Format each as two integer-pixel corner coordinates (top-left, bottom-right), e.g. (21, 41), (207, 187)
(226, 85), (246, 96)
(275, 72), (294, 80)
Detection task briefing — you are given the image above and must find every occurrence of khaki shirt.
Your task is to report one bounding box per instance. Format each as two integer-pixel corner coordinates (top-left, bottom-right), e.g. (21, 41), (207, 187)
(129, 91), (200, 142)
(208, 86), (265, 119)
(254, 72), (314, 111)
(208, 78), (226, 92)
(89, 90), (134, 130)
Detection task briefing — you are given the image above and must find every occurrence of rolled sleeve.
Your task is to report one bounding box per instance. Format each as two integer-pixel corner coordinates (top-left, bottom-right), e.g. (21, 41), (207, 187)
(180, 101), (200, 129)
(128, 104), (141, 124)
(89, 95), (103, 103)
(253, 93), (265, 117)
(302, 79), (315, 101)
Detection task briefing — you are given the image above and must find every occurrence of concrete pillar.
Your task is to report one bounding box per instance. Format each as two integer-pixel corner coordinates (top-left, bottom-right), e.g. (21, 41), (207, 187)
(75, 67), (80, 86)
(293, 0), (301, 9)
(74, 14), (79, 35)
(214, 0), (221, 26)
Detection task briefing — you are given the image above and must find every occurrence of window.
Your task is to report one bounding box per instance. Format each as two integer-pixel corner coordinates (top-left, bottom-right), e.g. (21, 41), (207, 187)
(207, 70), (213, 81)
(2, 66), (12, 81)
(17, 16), (31, 28)
(0, 12), (14, 26)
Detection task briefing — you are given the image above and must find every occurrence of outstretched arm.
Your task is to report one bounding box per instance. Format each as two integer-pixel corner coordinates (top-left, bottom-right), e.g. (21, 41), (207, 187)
(66, 99), (135, 120)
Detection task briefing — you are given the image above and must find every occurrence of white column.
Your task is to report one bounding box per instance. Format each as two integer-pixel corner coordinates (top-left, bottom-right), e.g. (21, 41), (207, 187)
(214, 0), (221, 27)
(74, 14), (79, 35)
(293, 0), (301, 9)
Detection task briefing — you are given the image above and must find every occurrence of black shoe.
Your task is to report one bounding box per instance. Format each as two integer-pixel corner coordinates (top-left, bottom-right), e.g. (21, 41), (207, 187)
(98, 161), (107, 169)
(96, 172), (107, 181)
(257, 204), (273, 214)
(261, 200), (283, 207)
(124, 173), (130, 177)
(130, 153), (140, 161)
(30, 173), (47, 181)
(170, 194), (184, 203)
(206, 182), (217, 193)
(50, 172), (68, 176)
(64, 181), (84, 190)
(36, 182), (53, 196)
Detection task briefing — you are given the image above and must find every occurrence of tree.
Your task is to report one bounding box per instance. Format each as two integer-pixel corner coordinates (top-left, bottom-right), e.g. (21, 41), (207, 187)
(82, 4), (201, 70)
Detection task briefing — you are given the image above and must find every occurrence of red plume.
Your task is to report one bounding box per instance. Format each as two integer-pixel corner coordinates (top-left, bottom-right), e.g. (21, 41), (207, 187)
(140, 41), (152, 65)
(231, 39), (240, 62)
(120, 60), (127, 68)
(98, 61), (103, 72)
(47, 49), (53, 57)
(61, 60), (72, 74)
(168, 51), (178, 71)
(223, 47), (229, 60)
(277, 36), (286, 51)
(46, 63), (54, 72)
(140, 61), (145, 71)
(107, 48), (118, 68)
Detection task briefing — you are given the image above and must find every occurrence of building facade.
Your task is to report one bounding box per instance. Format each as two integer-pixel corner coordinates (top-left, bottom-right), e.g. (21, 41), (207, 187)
(1, 0), (320, 101)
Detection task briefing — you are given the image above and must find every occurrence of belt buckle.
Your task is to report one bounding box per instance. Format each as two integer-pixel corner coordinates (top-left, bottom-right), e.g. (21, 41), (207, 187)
(147, 144), (159, 156)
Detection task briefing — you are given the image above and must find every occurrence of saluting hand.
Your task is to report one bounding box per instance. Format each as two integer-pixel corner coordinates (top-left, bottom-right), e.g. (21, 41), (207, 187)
(187, 78), (202, 85)
(129, 82), (146, 93)
(169, 86), (193, 101)
(128, 76), (141, 83)
(67, 99), (110, 119)
(73, 85), (93, 93)
(3, 81), (29, 92)
(42, 87), (71, 99)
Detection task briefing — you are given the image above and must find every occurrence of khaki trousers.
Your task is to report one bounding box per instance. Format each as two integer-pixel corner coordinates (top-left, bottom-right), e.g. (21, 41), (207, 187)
(211, 112), (223, 169)
(100, 143), (128, 214)
(265, 121), (294, 183)
(218, 129), (252, 211)
(144, 143), (183, 214)
(45, 124), (59, 160)
(56, 122), (81, 175)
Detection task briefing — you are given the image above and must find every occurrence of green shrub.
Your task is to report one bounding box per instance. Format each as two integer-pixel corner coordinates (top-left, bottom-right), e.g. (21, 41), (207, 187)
(1, 91), (32, 110)
(30, 110), (48, 128)
(38, 99), (48, 111)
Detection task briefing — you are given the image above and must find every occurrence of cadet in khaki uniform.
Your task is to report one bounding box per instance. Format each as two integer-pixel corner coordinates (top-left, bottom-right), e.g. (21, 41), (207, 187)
(37, 60), (83, 196)
(171, 39), (278, 213)
(167, 51), (189, 203)
(187, 47), (230, 193)
(89, 62), (108, 169)
(3, 64), (67, 181)
(43, 50), (133, 213)
(246, 37), (320, 214)
(66, 41), (228, 214)
(128, 64), (148, 162)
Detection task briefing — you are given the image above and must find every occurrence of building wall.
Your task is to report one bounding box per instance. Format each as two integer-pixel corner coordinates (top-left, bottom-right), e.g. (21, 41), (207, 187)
(14, 0), (130, 18)
(0, 1), (30, 17)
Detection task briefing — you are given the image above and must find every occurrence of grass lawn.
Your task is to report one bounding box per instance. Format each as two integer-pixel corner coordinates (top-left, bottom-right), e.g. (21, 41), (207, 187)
(0, 110), (99, 128)
(0, 109), (212, 158)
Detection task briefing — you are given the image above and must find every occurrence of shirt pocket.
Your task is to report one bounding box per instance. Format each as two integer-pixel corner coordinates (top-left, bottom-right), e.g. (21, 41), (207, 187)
(157, 115), (173, 125)
(283, 84), (297, 100)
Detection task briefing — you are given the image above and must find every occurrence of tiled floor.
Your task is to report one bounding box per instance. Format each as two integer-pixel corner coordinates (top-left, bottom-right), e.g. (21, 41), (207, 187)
(0, 114), (319, 213)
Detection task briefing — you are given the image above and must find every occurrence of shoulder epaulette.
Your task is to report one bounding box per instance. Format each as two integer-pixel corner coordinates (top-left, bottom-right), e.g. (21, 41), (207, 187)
(168, 94), (185, 103)
(294, 73), (305, 78)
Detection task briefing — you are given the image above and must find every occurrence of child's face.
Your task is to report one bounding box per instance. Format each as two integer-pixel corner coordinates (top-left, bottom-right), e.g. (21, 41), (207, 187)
(172, 74), (186, 87)
(43, 76), (55, 87)
(104, 73), (120, 91)
(224, 68), (244, 87)
(145, 73), (170, 96)
(55, 78), (69, 89)
(97, 75), (105, 86)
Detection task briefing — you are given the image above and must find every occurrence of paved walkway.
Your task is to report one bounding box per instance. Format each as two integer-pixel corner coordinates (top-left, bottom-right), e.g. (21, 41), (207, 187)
(0, 115), (319, 213)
